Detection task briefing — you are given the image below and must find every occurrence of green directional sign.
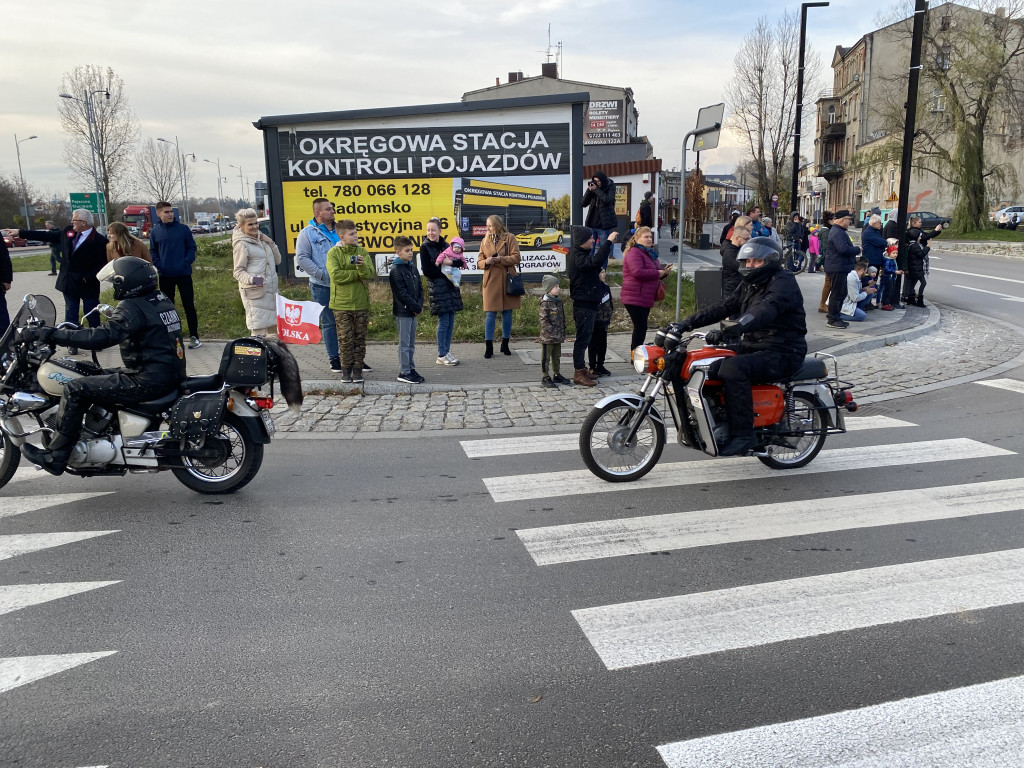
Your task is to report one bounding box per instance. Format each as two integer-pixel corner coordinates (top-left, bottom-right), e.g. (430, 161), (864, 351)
(69, 192), (107, 215)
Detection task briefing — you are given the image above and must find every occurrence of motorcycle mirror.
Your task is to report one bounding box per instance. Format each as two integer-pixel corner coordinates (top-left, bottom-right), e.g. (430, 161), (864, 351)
(23, 294), (37, 311)
(97, 304), (115, 318)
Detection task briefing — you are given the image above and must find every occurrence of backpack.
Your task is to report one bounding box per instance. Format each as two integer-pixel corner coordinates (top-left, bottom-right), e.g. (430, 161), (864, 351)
(635, 206), (643, 226)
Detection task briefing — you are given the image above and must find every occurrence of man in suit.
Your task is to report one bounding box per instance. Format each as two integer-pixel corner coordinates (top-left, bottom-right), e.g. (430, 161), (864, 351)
(11, 209), (108, 337)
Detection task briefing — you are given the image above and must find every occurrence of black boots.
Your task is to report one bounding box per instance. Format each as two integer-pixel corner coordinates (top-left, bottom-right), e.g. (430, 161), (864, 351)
(500, 338), (512, 356)
(21, 432), (76, 476)
(484, 340), (494, 359)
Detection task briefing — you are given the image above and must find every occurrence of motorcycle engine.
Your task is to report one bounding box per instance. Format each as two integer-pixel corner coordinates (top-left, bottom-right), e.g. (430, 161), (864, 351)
(39, 404), (114, 437)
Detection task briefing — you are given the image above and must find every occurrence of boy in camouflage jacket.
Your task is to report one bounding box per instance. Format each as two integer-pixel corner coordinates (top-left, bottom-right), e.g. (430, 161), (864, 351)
(539, 274), (571, 387)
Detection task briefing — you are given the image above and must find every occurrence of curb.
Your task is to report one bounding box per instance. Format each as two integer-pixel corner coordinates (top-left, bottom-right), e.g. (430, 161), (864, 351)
(815, 303), (941, 358)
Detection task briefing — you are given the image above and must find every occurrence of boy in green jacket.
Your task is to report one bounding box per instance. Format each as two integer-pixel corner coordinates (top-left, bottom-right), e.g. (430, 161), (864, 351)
(327, 219), (376, 383)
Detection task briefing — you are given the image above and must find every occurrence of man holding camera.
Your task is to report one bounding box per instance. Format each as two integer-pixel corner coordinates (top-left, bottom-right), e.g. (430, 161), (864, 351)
(582, 171), (618, 265)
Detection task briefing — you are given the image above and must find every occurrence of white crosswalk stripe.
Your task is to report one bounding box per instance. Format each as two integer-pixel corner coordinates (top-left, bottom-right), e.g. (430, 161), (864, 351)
(518, 477), (1024, 566)
(573, 548), (1024, 670)
(0, 492), (115, 520)
(0, 531), (119, 562)
(483, 438), (1014, 502)
(460, 415), (916, 458)
(0, 582), (121, 617)
(657, 673), (1024, 767)
(0, 652), (117, 694)
(471, 425), (1024, 763)
(976, 377), (1024, 395)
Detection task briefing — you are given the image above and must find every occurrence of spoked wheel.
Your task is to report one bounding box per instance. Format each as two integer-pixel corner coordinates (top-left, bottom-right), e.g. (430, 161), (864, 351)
(0, 432), (21, 490)
(758, 392), (827, 469)
(580, 401), (666, 482)
(171, 413), (264, 494)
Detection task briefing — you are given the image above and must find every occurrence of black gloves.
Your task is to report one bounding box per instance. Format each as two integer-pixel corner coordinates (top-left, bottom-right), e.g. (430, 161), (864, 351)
(19, 326), (54, 344)
(663, 348), (686, 380)
(704, 330), (725, 346)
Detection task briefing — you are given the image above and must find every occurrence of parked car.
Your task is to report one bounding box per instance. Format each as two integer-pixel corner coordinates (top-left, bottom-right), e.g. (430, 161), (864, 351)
(991, 204), (1024, 223)
(190, 224), (209, 234)
(127, 225), (140, 236)
(515, 227), (564, 248)
(3, 234), (27, 248)
(910, 211), (951, 230)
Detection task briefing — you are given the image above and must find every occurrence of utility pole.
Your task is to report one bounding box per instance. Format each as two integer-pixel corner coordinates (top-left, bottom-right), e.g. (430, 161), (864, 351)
(15, 134), (37, 229)
(896, 0), (928, 273)
(791, 2), (830, 216)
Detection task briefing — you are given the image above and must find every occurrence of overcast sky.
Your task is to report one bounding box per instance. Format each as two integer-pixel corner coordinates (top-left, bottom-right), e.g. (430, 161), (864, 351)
(1, 0), (904, 208)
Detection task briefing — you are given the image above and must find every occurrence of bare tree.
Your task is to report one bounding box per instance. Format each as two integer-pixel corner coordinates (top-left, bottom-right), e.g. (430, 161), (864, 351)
(56, 65), (139, 220)
(724, 12), (821, 212)
(134, 138), (192, 203)
(859, 0), (1024, 232)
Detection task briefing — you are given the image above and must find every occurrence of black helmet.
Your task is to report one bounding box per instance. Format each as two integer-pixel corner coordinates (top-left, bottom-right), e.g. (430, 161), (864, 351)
(98, 256), (159, 300)
(737, 236), (784, 279)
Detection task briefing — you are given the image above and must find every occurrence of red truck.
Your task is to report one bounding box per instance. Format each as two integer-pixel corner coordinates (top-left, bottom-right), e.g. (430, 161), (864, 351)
(122, 205), (180, 237)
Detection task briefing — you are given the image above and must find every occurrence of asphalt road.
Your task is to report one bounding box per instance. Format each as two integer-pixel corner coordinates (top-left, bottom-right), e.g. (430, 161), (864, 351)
(3, 368), (1024, 767)
(925, 248), (1024, 326)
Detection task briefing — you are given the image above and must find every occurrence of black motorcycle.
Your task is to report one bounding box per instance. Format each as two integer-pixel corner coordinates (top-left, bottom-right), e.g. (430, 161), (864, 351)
(0, 294), (301, 493)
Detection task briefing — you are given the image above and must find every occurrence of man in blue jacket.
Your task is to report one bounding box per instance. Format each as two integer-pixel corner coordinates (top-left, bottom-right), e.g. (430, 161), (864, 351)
(823, 209), (861, 329)
(149, 201), (201, 348)
(294, 197), (341, 372)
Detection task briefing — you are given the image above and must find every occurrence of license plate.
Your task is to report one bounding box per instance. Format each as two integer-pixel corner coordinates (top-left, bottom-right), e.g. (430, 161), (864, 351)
(259, 409), (275, 435)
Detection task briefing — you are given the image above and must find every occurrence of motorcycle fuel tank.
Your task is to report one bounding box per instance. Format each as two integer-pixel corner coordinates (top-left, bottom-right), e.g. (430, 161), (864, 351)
(36, 359), (88, 396)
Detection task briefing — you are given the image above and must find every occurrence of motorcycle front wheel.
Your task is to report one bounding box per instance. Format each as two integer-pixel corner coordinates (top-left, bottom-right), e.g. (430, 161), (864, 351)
(172, 413), (264, 494)
(0, 432), (21, 490)
(580, 400), (666, 482)
(758, 393), (827, 469)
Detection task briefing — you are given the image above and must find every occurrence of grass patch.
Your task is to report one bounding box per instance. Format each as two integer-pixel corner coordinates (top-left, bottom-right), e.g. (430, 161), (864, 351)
(54, 236), (699, 342)
(11, 253), (53, 272)
(941, 228), (1024, 242)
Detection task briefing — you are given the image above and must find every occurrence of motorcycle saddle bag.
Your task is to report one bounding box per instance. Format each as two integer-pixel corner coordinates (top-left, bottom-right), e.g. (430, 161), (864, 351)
(219, 337), (269, 387)
(170, 390), (228, 440)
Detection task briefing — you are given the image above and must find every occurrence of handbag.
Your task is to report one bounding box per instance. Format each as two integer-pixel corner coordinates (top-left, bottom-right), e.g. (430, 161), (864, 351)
(506, 266), (525, 296)
(655, 280), (666, 302)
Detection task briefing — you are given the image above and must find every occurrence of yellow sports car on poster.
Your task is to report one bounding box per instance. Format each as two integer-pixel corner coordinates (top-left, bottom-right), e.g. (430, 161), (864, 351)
(515, 227), (564, 248)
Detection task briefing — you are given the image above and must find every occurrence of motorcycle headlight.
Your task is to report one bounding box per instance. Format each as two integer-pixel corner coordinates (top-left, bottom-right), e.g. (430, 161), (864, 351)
(632, 345), (666, 374)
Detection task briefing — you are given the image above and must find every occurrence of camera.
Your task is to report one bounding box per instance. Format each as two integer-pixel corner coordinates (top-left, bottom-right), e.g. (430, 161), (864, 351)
(350, 254), (358, 264)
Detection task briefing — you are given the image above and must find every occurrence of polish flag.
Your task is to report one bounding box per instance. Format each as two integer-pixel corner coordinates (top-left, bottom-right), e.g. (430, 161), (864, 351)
(276, 294), (323, 345)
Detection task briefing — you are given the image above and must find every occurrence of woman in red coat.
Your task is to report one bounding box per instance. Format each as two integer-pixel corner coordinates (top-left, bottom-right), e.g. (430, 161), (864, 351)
(620, 227), (672, 349)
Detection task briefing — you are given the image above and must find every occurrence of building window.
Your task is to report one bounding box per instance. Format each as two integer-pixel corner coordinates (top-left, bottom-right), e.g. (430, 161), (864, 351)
(827, 105), (836, 125)
(932, 89), (946, 112)
(889, 169), (897, 194)
(940, 15), (951, 30)
(937, 46), (951, 71)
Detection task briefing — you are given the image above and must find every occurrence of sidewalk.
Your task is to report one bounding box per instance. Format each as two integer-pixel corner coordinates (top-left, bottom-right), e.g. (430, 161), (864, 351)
(9, 269), (1024, 437)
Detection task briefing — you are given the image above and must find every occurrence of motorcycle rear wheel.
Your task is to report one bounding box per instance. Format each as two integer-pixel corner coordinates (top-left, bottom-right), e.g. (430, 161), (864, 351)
(0, 432), (21, 490)
(758, 393), (827, 469)
(580, 401), (666, 482)
(172, 413), (264, 494)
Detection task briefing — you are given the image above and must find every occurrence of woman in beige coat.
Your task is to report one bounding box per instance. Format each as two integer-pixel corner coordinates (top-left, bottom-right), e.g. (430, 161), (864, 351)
(476, 215), (521, 358)
(232, 208), (282, 335)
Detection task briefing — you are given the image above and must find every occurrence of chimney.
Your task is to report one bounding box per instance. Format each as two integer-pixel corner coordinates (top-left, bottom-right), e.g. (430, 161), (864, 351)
(508, 71), (524, 83)
(996, 6), (1006, 17)
(541, 62), (558, 78)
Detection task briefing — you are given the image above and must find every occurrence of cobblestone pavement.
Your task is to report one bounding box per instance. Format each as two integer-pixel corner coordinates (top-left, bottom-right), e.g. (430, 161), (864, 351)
(268, 303), (1024, 436)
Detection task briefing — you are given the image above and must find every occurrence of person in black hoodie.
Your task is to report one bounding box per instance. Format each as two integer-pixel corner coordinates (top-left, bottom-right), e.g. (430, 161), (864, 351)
(418, 217), (462, 365)
(582, 171), (618, 265)
(902, 215), (942, 306)
(390, 236), (425, 384)
(567, 225), (617, 387)
(673, 237), (807, 456)
(0, 236), (12, 333)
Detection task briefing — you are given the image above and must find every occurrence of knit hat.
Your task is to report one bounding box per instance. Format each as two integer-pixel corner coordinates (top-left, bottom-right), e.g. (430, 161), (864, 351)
(870, 206), (881, 215)
(644, 191), (654, 199)
(542, 274), (560, 295)
(572, 225), (594, 248)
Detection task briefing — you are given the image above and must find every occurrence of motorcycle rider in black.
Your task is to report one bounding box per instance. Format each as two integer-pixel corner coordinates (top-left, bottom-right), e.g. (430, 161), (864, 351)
(671, 237), (807, 456)
(20, 256), (187, 475)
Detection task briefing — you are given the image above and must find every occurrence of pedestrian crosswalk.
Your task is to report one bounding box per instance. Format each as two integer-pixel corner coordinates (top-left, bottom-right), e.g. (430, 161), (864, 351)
(461, 403), (1024, 766)
(0, 481), (119, 704)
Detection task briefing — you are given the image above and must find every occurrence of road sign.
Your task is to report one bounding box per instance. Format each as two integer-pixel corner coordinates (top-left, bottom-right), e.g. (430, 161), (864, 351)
(771, 194), (779, 203)
(693, 103), (725, 151)
(69, 192), (106, 215)
(771, 201), (779, 208)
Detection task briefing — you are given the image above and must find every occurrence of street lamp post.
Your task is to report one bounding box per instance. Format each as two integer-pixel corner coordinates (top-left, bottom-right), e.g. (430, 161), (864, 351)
(14, 134), (37, 229)
(157, 136), (192, 223)
(791, 2), (830, 216)
(203, 158), (225, 223)
(228, 164), (245, 204)
(59, 89), (109, 227)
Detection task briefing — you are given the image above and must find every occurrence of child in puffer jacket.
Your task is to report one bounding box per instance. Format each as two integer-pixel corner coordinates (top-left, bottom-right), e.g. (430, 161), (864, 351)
(435, 236), (469, 286)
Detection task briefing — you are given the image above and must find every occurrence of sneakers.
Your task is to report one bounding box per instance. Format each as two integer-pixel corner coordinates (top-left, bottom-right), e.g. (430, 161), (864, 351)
(362, 363), (373, 371)
(189, 336), (202, 349)
(591, 364), (612, 377)
(350, 368), (364, 383)
(330, 357), (343, 373)
(826, 319), (850, 329)
(552, 373), (573, 385)
(880, 304), (894, 311)
(339, 369), (353, 383)
(435, 353), (459, 366)
(541, 376), (556, 388)
(397, 370), (425, 384)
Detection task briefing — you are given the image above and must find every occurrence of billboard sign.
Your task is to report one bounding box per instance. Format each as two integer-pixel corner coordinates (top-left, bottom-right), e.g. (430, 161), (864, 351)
(259, 95), (586, 277)
(585, 100), (625, 145)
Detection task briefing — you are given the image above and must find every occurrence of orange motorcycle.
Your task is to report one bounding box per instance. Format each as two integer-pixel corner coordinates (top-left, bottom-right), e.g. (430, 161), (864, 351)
(579, 327), (857, 482)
